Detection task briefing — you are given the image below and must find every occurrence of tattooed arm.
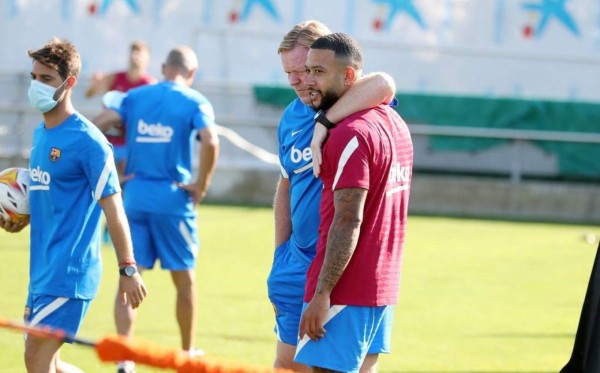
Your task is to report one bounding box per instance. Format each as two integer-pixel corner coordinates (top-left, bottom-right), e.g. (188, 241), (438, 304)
(317, 187), (367, 294)
(298, 187), (368, 341)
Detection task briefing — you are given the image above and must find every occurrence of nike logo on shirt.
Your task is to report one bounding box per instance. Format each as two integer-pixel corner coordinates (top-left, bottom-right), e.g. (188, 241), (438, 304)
(291, 129), (303, 137)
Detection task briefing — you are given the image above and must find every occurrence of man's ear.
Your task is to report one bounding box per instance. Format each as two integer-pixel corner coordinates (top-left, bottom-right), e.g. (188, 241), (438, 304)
(53, 76), (76, 100)
(186, 68), (197, 86)
(344, 67), (357, 86)
(66, 75), (77, 89)
(187, 68), (197, 81)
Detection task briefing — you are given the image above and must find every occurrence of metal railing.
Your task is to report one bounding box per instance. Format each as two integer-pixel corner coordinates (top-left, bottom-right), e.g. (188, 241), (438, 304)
(409, 124), (600, 183)
(1, 74), (599, 184)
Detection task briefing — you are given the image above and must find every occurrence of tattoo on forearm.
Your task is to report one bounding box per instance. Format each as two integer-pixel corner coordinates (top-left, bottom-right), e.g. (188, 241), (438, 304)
(317, 188), (366, 295)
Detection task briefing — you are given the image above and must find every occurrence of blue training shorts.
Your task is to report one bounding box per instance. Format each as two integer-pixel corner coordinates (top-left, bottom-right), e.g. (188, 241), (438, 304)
(127, 210), (199, 270)
(24, 294), (91, 344)
(294, 304), (394, 372)
(266, 240), (313, 346)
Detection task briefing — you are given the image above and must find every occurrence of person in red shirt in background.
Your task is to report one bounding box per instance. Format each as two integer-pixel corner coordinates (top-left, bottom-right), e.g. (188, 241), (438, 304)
(87, 41), (156, 373)
(86, 40), (156, 181)
(87, 41), (156, 253)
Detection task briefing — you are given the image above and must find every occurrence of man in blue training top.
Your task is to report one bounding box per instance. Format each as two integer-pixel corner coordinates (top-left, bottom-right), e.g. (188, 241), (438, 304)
(94, 45), (219, 373)
(0, 37), (147, 373)
(266, 20), (396, 372)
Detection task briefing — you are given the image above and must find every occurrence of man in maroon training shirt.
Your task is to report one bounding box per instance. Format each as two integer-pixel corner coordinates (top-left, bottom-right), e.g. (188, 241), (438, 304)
(296, 32), (414, 372)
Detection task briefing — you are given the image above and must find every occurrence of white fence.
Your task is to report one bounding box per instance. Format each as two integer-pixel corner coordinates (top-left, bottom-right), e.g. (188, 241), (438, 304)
(4, 72), (600, 221)
(2, 71), (600, 185)
(0, 73), (600, 183)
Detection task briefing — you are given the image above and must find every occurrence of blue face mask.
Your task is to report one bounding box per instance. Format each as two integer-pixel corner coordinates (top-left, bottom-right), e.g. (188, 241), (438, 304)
(28, 79), (67, 113)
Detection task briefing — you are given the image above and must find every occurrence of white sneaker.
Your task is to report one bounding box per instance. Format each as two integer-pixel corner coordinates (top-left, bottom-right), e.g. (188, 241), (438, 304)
(116, 361), (136, 373)
(186, 348), (205, 358)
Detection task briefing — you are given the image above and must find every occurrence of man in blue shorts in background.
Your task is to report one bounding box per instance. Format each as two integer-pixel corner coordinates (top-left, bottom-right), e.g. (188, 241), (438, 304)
(267, 20), (396, 372)
(0, 37), (147, 373)
(94, 45), (219, 373)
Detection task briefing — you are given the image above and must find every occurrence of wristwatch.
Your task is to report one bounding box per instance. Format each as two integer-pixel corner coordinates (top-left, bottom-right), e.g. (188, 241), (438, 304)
(119, 265), (137, 277)
(314, 110), (336, 130)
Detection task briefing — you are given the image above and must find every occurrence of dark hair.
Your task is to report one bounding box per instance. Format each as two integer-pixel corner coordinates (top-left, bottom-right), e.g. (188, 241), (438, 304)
(27, 37), (81, 79)
(310, 32), (363, 70)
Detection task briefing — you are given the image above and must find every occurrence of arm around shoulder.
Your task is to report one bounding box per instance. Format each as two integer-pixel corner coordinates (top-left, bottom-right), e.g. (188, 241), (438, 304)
(326, 71), (396, 123)
(359, 71), (396, 104)
(310, 72), (396, 177)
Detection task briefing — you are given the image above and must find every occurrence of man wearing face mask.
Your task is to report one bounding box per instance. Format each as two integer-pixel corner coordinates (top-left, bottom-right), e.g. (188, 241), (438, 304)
(0, 37), (147, 373)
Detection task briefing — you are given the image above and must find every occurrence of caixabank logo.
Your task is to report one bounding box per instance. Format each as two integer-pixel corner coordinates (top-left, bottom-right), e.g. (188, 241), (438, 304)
(371, 0), (427, 32)
(521, 0), (580, 38)
(228, 0), (281, 23)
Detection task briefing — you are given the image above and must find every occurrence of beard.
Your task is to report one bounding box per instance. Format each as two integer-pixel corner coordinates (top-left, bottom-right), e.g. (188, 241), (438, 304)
(311, 89), (340, 111)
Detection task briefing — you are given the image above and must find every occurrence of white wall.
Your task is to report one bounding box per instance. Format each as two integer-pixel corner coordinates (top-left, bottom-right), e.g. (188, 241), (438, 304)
(1, 0), (599, 101)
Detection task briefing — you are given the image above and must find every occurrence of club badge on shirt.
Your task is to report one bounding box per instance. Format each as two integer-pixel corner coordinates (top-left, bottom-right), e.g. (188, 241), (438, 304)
(49, 147), (61, 162)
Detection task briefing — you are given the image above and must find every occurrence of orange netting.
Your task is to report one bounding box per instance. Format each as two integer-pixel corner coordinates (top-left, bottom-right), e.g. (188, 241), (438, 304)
(0, 318), (296, 373)
(95, 335), (296, 373)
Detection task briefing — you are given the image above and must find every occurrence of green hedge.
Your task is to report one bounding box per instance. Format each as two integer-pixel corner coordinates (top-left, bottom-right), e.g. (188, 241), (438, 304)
(254, 85), (600, 179)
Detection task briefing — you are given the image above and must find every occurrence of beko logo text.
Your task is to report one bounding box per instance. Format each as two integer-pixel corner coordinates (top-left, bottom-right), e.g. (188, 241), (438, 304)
(30, 166), (51, 184)
(291, 145), (312, 163)
(138, 119), (174, 138)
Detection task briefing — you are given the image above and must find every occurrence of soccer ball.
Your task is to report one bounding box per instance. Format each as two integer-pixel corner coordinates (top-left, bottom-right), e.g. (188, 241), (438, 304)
(0, 167), (30, 222)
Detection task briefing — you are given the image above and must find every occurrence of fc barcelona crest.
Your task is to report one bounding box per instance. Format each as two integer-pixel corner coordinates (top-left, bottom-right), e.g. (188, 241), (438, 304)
(49, 147), (62, 162)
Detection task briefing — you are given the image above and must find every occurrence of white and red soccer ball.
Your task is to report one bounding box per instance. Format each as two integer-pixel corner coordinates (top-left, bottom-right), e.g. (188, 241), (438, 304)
(0, 167), (30, 223)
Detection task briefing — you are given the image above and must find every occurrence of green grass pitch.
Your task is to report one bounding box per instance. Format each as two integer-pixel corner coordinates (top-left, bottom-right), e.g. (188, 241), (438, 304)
(0, 204), (597, 372)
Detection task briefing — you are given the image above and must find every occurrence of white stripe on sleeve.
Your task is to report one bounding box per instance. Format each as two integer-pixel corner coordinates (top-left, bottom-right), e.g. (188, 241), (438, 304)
(332, 136), (359, 190)
(280, 162), (289, 179)
(94, 158), (115, 201)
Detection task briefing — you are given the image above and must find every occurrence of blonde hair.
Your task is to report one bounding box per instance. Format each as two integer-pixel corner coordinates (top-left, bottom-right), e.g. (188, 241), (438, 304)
(278, 20), (332, 53)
